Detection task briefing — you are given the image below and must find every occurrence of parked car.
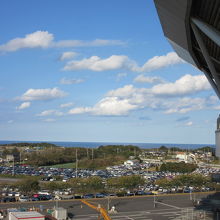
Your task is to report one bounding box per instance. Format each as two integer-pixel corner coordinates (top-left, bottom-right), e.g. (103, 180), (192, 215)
(19, 196), (29, 202)
(95, 193), (106, 198)
(1, 197), (16, 203)
(83, 194), (95, 199)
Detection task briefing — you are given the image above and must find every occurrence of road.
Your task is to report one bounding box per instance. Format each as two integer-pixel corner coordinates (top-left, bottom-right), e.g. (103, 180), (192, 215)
(0, 192), (213, 220)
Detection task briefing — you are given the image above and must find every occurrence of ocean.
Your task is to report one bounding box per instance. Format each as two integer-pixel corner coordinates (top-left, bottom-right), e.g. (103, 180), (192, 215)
(0, 140), (215, 149)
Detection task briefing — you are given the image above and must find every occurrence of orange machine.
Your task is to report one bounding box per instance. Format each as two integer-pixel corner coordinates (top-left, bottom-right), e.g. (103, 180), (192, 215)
(80, 199), (112, 220)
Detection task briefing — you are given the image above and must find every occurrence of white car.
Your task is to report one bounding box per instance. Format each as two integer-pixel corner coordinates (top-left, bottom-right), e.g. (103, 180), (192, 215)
(19, 196), (29, 202)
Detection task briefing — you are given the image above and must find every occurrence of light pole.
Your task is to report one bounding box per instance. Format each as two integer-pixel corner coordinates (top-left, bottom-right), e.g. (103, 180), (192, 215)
(154, 194), (156, 208)
(75, 149), (78, 178)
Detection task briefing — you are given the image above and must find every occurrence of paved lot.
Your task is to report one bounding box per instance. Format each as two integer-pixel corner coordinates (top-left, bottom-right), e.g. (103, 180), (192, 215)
(0, 192), (213, 220)
(75, 208), (193, 220)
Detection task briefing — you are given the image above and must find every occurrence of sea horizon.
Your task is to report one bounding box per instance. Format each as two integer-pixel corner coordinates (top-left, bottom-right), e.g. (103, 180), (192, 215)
(0, 140), (215, 149)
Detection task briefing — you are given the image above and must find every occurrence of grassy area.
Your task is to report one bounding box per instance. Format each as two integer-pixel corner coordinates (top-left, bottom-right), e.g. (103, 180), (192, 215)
(44, 162), (107, 169)
(44, 163), (76, 168)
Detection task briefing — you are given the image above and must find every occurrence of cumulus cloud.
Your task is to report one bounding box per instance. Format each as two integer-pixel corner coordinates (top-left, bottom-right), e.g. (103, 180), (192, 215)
(151, 74), (211, 96)
(59, 51), (78, 61)
(164, 97), (206, 114)
(63, 55), (138, 72)
(67, 74), (215, 117)
(69, 97), (137, 116)
(60, 78), (84, 85)
(0, 31), (53, 52)
(107, 85), (137, 97)
(0, 31), (125, 52)
(60, 102), (74, 108)
(63, 52), (184, 73)
(141, 52), (184, 72)
(19, 88), (67, 101)
(37, 109), (64, 117)
(69, 107), (91, 115)
(16, 102), (31, 110)
(134, 74), (164, 84)
(92, 97), (137, 116)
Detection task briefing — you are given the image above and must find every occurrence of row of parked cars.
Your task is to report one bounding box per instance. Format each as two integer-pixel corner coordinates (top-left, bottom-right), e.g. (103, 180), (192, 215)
(0, 183), (214, 203)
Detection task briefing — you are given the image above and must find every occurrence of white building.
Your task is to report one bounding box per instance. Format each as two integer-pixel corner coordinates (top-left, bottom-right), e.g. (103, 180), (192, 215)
(176, 152), (188, 162)
(124, 160), (138, 166)
(9, 212), (44, 220)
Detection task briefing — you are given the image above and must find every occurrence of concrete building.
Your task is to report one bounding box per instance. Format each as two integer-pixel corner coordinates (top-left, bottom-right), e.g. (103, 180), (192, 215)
(154, 0), (220, 158)
(216, 114), (220, 158)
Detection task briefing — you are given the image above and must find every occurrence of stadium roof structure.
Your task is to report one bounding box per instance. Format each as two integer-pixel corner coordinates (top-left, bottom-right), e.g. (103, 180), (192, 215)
(154, 0), (220, 99)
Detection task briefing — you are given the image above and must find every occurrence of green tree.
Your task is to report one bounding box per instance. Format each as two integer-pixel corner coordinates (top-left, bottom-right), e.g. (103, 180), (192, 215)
(16, 177), (40, 195)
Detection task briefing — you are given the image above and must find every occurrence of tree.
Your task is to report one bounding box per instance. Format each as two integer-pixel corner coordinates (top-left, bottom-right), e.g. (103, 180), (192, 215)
(160, 162), (197, 173)
(86, 176), (104, 194)
(16, 177), (40, 195)
(107, 175), (145, 191)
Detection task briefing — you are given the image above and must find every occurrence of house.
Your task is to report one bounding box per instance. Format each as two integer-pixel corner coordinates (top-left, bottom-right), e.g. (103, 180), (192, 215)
(124, 160), (139, 166)
(6, 154), (14, 162)
(176, 152), (188, 162)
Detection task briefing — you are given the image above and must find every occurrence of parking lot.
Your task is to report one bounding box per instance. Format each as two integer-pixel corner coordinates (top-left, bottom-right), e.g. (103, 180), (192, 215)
(0, 192), (214, 220)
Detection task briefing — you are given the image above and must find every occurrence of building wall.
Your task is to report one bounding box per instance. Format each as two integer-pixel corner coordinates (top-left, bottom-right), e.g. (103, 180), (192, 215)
(215, 130), (220, 158)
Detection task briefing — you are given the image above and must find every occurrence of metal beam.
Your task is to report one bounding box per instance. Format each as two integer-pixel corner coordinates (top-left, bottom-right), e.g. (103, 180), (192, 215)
(202, 69), (220, 99)
(191, 22), (220, 99)
(192, 17), (220, 48)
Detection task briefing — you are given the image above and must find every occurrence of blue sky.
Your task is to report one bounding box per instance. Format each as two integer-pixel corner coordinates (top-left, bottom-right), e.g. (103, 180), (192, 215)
(0, 0), (219, 144)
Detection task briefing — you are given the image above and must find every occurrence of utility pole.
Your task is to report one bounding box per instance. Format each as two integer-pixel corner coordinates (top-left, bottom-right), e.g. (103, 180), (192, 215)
(76, 149), (78, 178)
(154, 194), (156, 208)
(20, 151), (22, 165)
(189, 190), (192, 200)
(92, 148), (94, 160)
(87, 148), (89, 159)
(12, 156), (15, 176)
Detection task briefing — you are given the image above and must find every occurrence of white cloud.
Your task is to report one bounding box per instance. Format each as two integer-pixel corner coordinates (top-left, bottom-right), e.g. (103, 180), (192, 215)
(59, 52), (78, 61)
(60, 78), (84, 85)
(19, 88), (67, 101)
(63, 52), (184, 73)
(69, 107), (91, 115)
(16, 102), (31, 110)
(63, 55), (138, 72)
(92, 97), (137, 116)
(37, 109), (64, 117)
(107, 85), (137, 97)
(67, 73), (215, 117)
(54, 39), (124, 47)
(0, 31), (53, 52)
(8, 120), (14, 124)
(185, 121), (193, 126)
(151, 74), (211, 96)
(141, 52), (184, 72)
(164, 97), (206, 114)
(134, 74), (164, 83)
(0, 31), (125, 52)
(69, 97), (137, 116)
(60, 102), (74, 108)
